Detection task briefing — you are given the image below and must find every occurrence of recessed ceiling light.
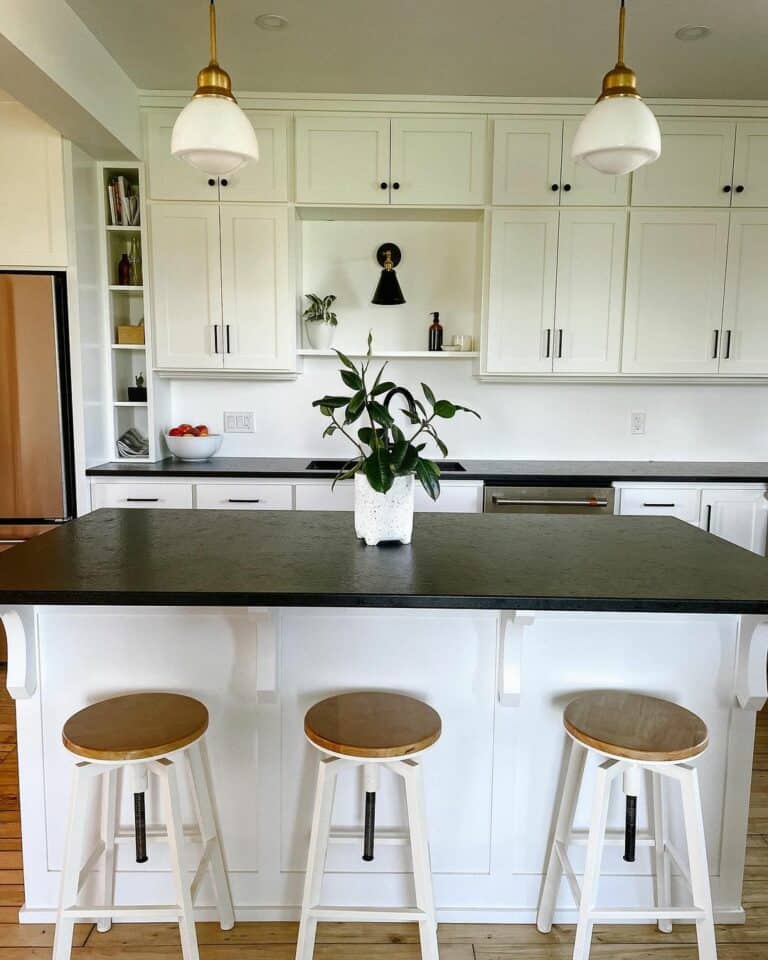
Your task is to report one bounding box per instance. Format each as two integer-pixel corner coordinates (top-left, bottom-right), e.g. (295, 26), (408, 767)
(255, 13), (288, 30)
(675, 24), (712, 42)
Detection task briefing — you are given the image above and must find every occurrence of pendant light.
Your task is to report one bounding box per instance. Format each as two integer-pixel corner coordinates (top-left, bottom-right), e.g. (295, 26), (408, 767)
(171, 0), (259, 176)
(571, 0), (661, 176)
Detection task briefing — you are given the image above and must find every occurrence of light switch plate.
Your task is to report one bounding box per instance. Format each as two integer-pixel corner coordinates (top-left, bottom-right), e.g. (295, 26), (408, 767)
(224, 411), (255, 433)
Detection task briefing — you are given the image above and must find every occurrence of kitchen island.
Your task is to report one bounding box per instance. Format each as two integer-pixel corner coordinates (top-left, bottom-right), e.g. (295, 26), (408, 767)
(0, 509), (767, 925)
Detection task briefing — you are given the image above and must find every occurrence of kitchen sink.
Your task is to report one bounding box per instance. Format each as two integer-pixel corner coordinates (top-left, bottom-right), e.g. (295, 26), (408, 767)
(306, 459), (466, 472)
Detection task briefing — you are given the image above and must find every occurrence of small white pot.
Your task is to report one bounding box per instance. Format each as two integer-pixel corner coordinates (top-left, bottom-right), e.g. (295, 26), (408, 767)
(354, 473), (415, 546)
(305, 321), (336, 350)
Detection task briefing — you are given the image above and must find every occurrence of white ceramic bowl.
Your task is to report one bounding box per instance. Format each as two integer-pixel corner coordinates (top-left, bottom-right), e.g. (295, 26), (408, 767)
(165, 433), (223, 461)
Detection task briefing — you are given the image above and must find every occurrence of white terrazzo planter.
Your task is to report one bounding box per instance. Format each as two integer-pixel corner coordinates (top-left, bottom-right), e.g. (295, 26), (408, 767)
(354, 473), (415, 546)
(305, 321), (335, 350)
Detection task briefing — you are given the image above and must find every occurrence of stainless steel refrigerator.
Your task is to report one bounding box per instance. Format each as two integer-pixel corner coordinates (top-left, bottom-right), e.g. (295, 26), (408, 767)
(0, 272), (76, 547)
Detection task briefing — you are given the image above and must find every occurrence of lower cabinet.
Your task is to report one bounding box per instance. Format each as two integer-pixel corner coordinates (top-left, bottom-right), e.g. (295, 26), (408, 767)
(91, 481), (194, 510)
(293, 480), (484, 512)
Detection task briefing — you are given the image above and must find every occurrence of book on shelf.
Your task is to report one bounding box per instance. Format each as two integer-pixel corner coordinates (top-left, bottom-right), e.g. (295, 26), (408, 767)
(106, 176), (140, 227)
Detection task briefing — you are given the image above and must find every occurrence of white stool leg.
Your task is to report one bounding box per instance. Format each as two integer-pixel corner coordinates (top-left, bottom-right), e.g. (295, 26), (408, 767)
(679, 766), (718, 960)
(186, 740), (235, 930)
(572, 759), (617, 960)
(650, 770), (673, 934)
(537, 739), (588, 933)
(400, 759), (439, 960)
(53, 762), (94, 960)
(296, 756), (341, 960)
(154, 758), (200, 960)
(96, 767), (120, 934)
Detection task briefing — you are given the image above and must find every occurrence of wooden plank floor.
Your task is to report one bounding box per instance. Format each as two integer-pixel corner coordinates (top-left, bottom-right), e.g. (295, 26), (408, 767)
(0, 677), (763, 959)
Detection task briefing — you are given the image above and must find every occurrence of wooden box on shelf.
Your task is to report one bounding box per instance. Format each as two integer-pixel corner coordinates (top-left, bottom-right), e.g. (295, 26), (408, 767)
(116, 324), (145, 345)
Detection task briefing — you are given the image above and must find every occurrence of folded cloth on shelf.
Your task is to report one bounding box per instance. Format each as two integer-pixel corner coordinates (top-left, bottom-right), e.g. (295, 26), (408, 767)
(116, 427), (149, 458)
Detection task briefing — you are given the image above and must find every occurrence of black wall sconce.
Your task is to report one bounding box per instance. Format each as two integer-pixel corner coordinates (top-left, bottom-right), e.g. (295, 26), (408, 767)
(372, 243), (406, 305)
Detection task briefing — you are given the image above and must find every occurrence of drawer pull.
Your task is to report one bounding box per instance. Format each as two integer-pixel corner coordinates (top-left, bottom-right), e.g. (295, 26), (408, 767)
(493, 497), (608, 507)
(126, 497), (160, 502)
(227, 498), (261, 503)
(642, 502), (675, 508)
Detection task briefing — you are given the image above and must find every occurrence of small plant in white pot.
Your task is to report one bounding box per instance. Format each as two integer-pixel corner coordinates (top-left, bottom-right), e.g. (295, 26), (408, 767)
(303, 293), (338, 350)
(313, 335), (480, 545)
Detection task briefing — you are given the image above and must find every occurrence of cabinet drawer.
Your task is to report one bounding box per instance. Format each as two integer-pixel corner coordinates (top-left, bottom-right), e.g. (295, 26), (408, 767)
(195, 483), (293, 510)
(91, 482), (193, 509)
(295, 482), (354, 511)
(415, 483), (483, 513)
(618, 487), (701, 525)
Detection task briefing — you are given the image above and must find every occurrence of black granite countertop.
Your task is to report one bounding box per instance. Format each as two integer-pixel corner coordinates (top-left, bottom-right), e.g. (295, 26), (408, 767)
(85, 458), (768, 484)
(1, 509), (767, 613)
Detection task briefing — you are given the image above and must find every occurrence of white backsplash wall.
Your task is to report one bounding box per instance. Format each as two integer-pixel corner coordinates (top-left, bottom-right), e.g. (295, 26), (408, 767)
(170, 360), (768, 462)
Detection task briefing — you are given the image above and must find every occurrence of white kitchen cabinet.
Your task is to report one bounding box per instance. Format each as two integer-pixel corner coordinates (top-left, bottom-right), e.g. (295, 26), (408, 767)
(720, 211), (768, 375)
(219, 205), (294, 371)
(0, 101), (66, 267)
(492, 118), (627, 207)
(732, 122), (768, 207)
(295, 114), (486, 205)
(145, 108), (289, 202)
(630, 120), (736, 207)
(91, 481), (193, 510)
(553, 208), (627, 374)
(195, 482), (293, 510)
(389, 116), (487, 204)
(293, 481), (355, 511)
(294, 480), (483, 512)
(621, 209), (730, 375)
(150, 203), (223, 370)
(616, 486), (702, 525)
(700, 486), (768, 555)
(485, 208), (559, 373)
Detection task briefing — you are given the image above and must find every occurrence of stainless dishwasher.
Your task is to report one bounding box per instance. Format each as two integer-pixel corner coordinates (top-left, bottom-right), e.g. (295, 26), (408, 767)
(484, 485), (615, 515)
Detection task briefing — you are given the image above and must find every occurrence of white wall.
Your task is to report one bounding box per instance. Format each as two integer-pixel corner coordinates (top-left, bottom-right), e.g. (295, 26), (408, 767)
(171, 361), (768, 462)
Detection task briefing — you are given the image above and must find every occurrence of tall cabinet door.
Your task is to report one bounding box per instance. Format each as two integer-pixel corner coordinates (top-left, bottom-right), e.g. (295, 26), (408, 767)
(732, 121), (768, 207)
(389, 117), (487, 204)
(485, 209), (558, 373)
(295, 115), (390, 204)
(553, 209), (627, 374)
(492, 119), (563, 205)
(220, 205), (294, 371)
(701, 487), (768, 555)
(621, 209), (729, 375)
(560, 120), (630, 206)
(720, 211), (768, 375)
(150, 203), (223, 370)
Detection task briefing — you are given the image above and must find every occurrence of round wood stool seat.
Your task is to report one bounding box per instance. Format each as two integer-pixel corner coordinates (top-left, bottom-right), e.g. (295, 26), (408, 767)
(62, 693), (209, 762)
(304, 691), (442, 759)
(564, 691), (708, 763)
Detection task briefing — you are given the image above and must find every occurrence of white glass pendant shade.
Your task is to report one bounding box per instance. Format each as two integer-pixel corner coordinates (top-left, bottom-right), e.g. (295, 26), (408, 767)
(171, 96), (259, 175)
(571, 96), (661, 175)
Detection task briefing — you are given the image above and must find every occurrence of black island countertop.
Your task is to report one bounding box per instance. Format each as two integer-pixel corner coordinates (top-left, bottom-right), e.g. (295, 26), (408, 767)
(1, 509), (768, 613)
(85, 458), (768, 484)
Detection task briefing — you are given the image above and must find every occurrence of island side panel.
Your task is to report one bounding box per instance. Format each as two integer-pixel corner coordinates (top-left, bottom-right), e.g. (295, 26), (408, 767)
(15, 605), (750, 923)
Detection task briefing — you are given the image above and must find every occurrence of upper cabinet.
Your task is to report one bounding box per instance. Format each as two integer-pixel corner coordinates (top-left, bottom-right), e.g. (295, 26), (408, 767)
(295, 114), (488, 205)
(492, 118), (629, 206)
(631, 119), (768, 207)
(145, 108), (289, 202)
(0, 101), (66, 267)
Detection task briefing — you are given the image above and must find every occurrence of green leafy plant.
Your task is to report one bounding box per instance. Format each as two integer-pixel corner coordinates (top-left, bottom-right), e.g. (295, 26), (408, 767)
(303, 293), (338, 326)
(312, 334), (480, 500)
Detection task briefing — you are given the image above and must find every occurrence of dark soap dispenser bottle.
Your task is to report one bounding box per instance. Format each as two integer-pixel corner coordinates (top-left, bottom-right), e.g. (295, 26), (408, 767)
(428, 312), (443, 352)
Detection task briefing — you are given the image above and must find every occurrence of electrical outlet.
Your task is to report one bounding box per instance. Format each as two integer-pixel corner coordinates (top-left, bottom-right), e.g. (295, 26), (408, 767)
(630, 411), (646, 436)
(224, 411), (254, 433)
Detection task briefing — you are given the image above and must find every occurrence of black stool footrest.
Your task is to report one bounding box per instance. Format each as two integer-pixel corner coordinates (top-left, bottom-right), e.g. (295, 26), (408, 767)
(134, 792), (149, 864)
(363, 791), (376, 862)
(623, 795), (637, 863)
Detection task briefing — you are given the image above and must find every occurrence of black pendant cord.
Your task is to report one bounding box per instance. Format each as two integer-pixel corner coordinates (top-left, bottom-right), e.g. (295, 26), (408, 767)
(134, 792), (149, 864)
(363, 791), (376, 862)
(623, 795), (637, 863)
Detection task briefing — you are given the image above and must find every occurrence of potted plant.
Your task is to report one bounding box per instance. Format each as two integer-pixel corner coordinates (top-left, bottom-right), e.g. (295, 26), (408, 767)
(313, 335), (480, 545)
(303, 293), (338, 350)
(127, 373), (147, 402)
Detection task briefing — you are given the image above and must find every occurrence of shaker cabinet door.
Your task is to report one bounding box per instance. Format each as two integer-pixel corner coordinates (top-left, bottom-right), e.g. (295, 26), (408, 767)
(295, 115), (391, 204)
(217, 112), (289, 202)
(389, 116), (487, 205)
(144, 109), (223, 202)
(150, 203), (223, 370)
(720, 211), (768, 375)
(732, 121), (768, 207)
(485, 208), (558, 373)
(701, 487), (768, 555)
(560, 119), (630, 206)
(621, 209), (729, 375)
(492, 119), (563, 205)
(219, 205), (295, 371)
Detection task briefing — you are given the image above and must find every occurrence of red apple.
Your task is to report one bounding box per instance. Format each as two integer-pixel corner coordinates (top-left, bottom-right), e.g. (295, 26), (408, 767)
(168, 427), (183, 437)
(195, 424), (209, 436)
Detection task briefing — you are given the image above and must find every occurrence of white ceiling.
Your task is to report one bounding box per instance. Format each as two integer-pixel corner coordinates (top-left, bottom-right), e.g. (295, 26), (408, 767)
(64, 0), (768, 100)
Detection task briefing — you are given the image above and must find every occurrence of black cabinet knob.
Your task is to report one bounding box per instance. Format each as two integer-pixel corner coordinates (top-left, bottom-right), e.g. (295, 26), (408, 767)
(551, 183), (560, 191)
(735, 184), (745, 193)
(392, 182), (400, 190)
(380, 182), (388, 190)
(723, 185), (732, 193)
(208, 178), (216, 186)
(220, 178), (229, 187)
(563, 183), (572, 192)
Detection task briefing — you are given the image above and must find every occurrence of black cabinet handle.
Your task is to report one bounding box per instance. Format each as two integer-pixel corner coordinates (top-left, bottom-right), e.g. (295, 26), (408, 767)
(643, 502), (675, 508)
(705, 504), (712, 532)
(126, 497), (159, 502)
(557, 328), (563, 358)
(380, 182), (388, 190)
(563, 183), (572, 192)
(723, 185), (732, 193)
(736, 185), (745, 193)
(392, 181), (400, 189)
(225, 324), (231, 354)
(544, 328), (552, 358)
(208, 178), (216, 186)
(220, 178), (229, 187)
(227, 498), (261, 504)
(551, 183), (560, 191)
(724, 328), (732, 359)
(712, 329), (720, 359)
(213, 325), (219, 354)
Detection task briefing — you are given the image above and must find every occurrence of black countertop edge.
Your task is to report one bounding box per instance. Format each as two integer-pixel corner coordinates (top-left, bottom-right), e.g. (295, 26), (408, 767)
(2, 592), (765, 614)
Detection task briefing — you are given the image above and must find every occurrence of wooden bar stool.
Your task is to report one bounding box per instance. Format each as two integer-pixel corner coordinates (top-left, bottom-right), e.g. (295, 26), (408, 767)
(537, 691), (716, 960)
(53, 693), (234, 960)
(296, 691), (442, 960)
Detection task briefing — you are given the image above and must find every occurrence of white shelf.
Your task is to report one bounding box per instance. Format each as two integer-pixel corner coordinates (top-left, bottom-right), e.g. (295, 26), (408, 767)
(111, 343), (146, 351)
(109, 284), (144, 292)
(106, 224), (141, 232)
(115, 456), (151, 463)
(298, 349), (479, 359)
(112, 401), (148, 407)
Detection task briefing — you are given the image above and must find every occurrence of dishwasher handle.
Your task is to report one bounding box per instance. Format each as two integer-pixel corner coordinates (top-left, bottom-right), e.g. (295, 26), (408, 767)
(492, 497), (609, 507)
